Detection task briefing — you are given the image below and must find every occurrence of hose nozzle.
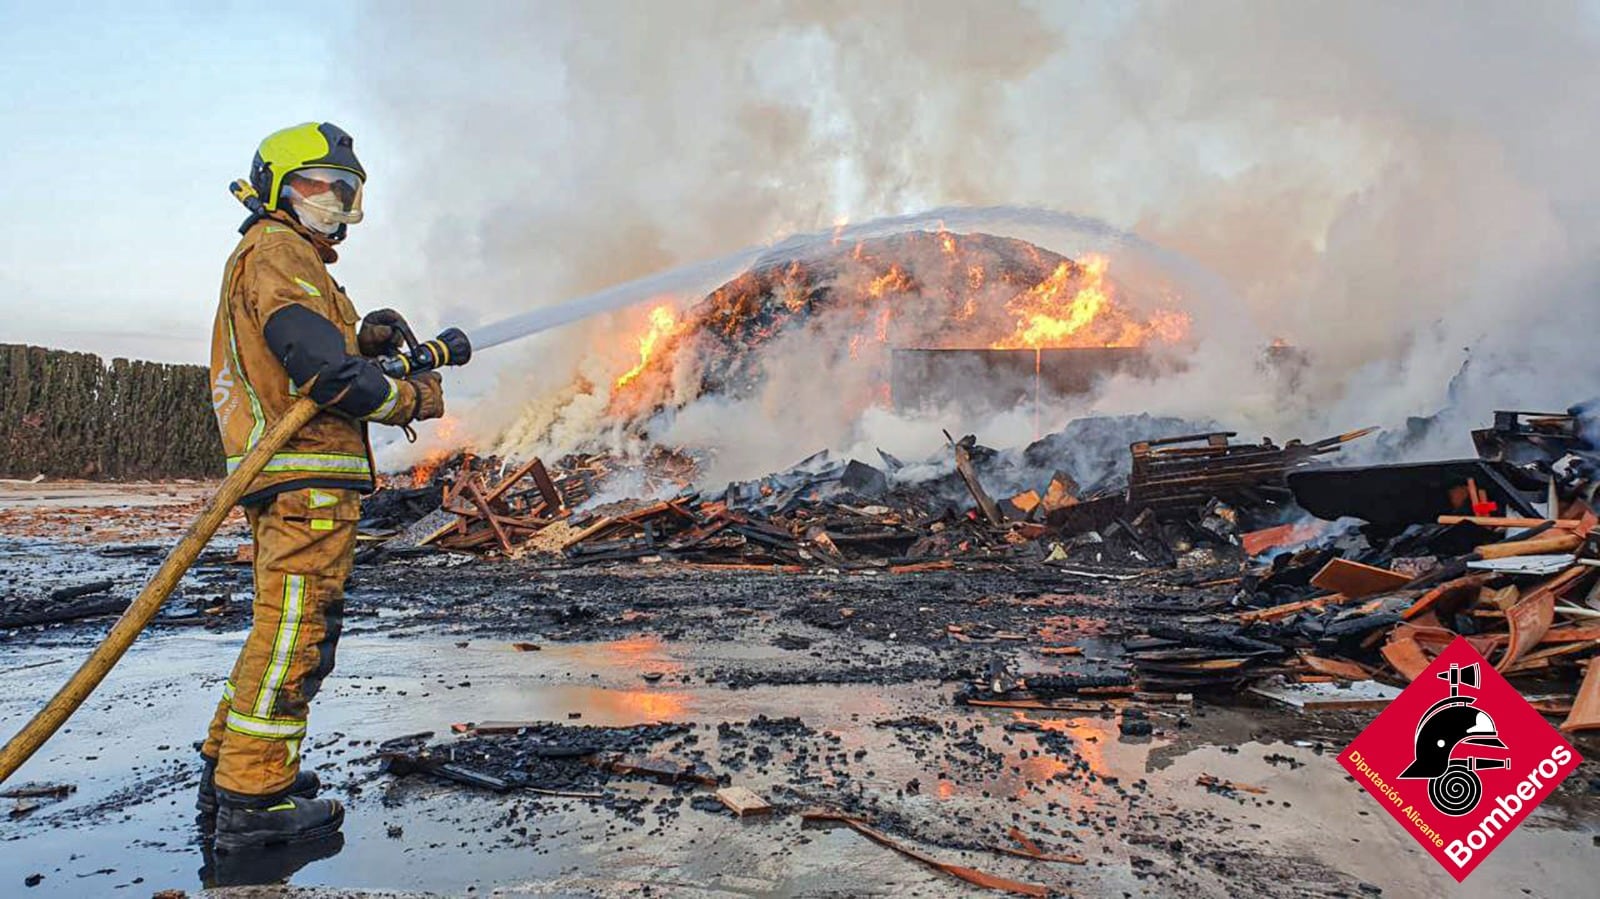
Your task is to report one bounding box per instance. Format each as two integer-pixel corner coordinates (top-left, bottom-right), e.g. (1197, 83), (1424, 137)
(378, 328), (472, 377)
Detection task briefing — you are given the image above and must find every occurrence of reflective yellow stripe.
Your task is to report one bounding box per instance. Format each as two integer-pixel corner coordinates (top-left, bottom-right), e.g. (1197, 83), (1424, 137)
(223, 256), (265, 452)
(225, 709), (307, 740)
(363, 377), (401, 422)
(292, 276), (322, 297)
(225, 452), (372, 476)
(253, 574), (305, 718)
(258, 453), (371, 474)
(310, 519), (334, 531)
(221, 680), (235, 703)
(308, 489), (339, 509)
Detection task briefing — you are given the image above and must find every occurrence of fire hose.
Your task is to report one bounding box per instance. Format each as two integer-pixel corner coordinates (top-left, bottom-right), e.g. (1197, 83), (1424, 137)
(0, 332), (470, 784)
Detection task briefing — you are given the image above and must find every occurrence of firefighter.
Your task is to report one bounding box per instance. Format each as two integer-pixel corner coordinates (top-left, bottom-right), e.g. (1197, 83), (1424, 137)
(201, 122), (443, 850)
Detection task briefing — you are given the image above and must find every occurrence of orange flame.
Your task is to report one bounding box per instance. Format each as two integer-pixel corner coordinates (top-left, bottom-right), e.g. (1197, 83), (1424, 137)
(866, 265), (911, 298)
(411, 454), (445, 487)
(593, 235), (1192, 430)
(873, 305), (893, 342)
(615, 304), (681, 390)
(966, 264), (985, 291)
(409, 416), (461, 486)
(991, 253), (1189, 350)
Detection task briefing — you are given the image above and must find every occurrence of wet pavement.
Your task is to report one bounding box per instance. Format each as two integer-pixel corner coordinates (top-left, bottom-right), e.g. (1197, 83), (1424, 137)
(2, 619), (1595, 897)
(0, 487), (1596, 896)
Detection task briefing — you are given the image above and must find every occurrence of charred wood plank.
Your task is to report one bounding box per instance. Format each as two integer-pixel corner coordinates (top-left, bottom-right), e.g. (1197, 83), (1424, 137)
(946, 430), (1004, 526)
(465, 478), (514, 554)
(0, 595), (129, 628)
(48, 580), (113, 602)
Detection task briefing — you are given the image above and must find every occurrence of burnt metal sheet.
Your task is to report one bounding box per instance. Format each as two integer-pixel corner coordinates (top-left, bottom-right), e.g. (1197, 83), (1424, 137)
(1288, 459), (1542, 535)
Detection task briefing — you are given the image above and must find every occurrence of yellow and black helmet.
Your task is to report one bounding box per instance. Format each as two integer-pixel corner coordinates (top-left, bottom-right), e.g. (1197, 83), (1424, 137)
(248, 122), (366, 214)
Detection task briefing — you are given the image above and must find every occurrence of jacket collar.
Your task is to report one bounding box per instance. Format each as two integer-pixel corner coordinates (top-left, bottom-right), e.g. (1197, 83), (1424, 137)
(254, 210), (340, 264)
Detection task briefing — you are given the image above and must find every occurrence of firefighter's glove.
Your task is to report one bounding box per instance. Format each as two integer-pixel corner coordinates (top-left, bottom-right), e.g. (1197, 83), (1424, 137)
(357, 308), (418, 358)
(408, 371), (446, 422)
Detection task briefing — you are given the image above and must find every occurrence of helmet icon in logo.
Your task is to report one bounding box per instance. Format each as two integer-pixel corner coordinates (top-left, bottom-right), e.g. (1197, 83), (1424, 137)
(1398, 662), (1511, 816)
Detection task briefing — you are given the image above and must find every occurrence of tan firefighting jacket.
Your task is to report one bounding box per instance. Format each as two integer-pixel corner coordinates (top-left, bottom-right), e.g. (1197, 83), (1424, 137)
(209, 214), (414, 504)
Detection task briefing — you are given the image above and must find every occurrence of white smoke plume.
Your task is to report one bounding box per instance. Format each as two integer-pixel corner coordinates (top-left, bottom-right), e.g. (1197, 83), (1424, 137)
(350, 1), (1600, 477)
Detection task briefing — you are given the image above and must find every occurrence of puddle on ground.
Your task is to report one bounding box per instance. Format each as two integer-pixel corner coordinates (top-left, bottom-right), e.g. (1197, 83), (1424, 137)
(0, 631), (1593, 896)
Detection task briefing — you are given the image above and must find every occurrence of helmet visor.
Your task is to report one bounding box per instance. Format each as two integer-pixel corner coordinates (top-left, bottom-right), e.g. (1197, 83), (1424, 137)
(282, 167), (364, 225)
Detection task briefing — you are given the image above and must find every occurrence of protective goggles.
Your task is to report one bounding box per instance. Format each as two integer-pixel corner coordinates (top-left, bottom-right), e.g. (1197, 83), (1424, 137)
(281, 167), (364, 224)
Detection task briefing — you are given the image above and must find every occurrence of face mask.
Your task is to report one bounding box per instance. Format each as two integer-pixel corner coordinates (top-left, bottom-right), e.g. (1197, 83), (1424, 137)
(281, 169), (364, 236)
(288, 191), (346, 236)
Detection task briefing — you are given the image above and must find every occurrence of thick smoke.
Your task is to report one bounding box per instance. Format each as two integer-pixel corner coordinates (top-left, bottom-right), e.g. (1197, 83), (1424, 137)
(350, 1), (1600, 477)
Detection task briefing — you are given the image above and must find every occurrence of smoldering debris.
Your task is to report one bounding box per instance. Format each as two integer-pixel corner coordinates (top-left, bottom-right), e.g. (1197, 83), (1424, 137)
(368, 412), (1369, 570)
(354, 402), (1600, 718)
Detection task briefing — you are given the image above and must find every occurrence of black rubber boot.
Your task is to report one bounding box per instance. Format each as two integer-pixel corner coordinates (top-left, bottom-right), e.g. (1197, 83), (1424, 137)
(196, 755), (322, 816)
(213, 794), (344, 852)
(200, 832), (345, 887)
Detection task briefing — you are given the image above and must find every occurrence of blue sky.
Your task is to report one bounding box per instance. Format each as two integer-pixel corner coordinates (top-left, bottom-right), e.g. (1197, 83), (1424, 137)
(0, 1), (387, 362)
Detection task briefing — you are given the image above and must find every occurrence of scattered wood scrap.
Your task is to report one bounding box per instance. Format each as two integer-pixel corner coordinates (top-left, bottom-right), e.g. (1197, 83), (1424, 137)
(1309, 559), (1410, 599)
(599, 753), (717, 787)
(802, 810), (1048, 897)
(1197, 774), (1267, 795)
(1298, 653), (1373, 681)
(947, 431), (1004, 526)
(1560, 661), (1600, 732)
(714, 786), (771, 817)
(1249, 678), (1399, 711)
(0, 783), (75, 800)
(996, 825), (1087, 864)
(0, 594), (128, 629)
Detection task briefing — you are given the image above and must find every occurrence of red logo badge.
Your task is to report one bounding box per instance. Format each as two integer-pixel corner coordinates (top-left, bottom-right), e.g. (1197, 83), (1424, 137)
(1339, 637), (1582, 881)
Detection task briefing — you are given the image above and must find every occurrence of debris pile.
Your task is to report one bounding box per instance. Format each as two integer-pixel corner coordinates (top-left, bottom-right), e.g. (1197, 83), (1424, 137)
(968, 407), (1600, 730)
(558, 476), (1005, 570)
(385, 456), (582, 556)
(361, 403), (1600, 727)
(1026, 427), (1372, 569)
(378, 418), (1371, 573)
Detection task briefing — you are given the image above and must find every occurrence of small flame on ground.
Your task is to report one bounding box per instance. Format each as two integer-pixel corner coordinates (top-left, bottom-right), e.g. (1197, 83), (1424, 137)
(410, 416), (461, 486)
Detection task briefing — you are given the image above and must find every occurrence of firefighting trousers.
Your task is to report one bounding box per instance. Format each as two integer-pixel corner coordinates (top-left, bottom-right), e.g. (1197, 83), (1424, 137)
(201, 487), (360, 799)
